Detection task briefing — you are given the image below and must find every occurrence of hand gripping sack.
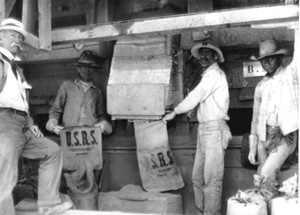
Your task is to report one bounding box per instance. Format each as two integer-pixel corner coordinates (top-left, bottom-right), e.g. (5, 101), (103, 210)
(134, 120), (184, 192)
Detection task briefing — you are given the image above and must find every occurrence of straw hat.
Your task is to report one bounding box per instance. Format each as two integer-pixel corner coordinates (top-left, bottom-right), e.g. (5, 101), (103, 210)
(0, 18), (27, 39)
(191, 41), (225, 63)
(251, 39), (287, 60)
(74, 50), (100, 68)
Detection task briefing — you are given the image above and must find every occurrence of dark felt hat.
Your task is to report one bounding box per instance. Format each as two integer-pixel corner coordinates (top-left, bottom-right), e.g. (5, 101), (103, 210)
(74, 50), (100, 68)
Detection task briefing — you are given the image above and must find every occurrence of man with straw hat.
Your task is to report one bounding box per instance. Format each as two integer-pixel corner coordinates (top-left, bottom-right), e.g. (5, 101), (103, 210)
(248, 35), (299, 197)
(163, 40), (232, 215)
(0, 18), (72, 215)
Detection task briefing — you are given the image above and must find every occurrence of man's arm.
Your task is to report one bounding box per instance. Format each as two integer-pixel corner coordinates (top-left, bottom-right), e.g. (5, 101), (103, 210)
(94, 89), (112, 135)
(0, 57), (6, 92)
(248, 83), (262, 165)
(46, 82), (67, 134)
(174, 71), (219, 115)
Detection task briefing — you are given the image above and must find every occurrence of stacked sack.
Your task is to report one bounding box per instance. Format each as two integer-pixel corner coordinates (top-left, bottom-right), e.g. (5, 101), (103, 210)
(227, 175), (273, 215)
(269, 174), (299, 215)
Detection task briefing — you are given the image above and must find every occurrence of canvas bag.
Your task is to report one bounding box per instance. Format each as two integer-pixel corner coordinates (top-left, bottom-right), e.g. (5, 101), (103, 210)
(227, 195), (267, 215)
(269, 174), (299, 215)
(134, 120), (184, 192)
(64, 163), (98, 210)
(60, 126), (102, 170)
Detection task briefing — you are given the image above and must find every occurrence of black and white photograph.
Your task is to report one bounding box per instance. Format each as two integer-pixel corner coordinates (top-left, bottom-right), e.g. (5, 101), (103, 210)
(0, 0), (299, 215)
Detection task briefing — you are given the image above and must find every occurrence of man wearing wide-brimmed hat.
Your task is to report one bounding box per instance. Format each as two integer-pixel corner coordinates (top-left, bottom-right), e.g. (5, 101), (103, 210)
(163, 40), (231, 215)
(0, 18), (72, 214)
(248, 36), (299, 196)
(46, 50), (112, 135)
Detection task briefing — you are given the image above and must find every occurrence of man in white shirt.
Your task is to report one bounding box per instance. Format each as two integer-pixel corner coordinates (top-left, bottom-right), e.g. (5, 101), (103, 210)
(0, 18), (71, 215)
(248, 34), (298, 195)
(163, 41), (231, 215)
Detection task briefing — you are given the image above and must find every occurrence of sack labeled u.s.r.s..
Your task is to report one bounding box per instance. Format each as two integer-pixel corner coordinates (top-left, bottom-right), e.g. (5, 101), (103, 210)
(60, 126), (102, 170)
(134, 120), (184, 192)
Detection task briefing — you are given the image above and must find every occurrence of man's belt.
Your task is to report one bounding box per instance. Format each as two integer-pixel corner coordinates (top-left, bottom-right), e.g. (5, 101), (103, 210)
(0, 108), (27, 117)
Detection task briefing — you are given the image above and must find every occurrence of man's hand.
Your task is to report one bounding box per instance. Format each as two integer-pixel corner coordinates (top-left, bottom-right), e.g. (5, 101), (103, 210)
(27, 125), (44, 138)
(248, 152), (259, 165)
(46, 118), (64, 135)
(162, 111), (176, 123)
(95, 120), (112, 135)
(248, 134), (259, 165)
(52, 125), (64, 135)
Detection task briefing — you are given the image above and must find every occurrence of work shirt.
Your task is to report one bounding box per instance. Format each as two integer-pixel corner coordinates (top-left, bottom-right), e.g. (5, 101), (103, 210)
(251, 62), (299, 141)
(174, 63), (230, 123)
(49, 78), (106, 127)
(0, 47), (31, 113)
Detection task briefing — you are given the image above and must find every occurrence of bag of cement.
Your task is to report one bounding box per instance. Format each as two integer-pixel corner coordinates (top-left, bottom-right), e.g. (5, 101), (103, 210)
(226, 190), (268, 215)
(134, 120), (184, 192)
(60, 126), (103, 170)
(269, 174), (299, 215)
(64, 163), (98, 210)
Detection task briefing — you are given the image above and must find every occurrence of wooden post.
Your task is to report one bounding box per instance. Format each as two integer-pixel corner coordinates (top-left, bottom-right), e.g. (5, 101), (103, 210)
(86, 0), (96, 25)
(22, 0), (37, 34)
(178, 50), (184, 102)
(38, 0), (51, 51)
(1, 0), (17, 22)
(0, 0), (4, 22)
(96, 0), (109, 23)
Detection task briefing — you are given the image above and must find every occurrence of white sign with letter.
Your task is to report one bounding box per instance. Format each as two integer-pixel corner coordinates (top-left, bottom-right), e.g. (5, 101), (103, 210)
(243, 61), (266, 77)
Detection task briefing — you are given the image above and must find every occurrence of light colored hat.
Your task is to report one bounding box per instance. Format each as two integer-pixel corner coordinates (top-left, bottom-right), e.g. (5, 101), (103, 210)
(0, 18), (27, 39)
(251, 39), (287, 60)
(74, 50), (100, 68)
(191, 41), (225, 63)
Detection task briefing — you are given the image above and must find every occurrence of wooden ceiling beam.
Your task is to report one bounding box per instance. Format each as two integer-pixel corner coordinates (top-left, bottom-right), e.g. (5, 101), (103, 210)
(51, 5), (299, 45)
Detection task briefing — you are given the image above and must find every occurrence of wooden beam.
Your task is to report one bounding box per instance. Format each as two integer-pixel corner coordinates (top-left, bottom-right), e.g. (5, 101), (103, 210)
(51, 5), (299, 45)
(180, 26), (295, 49)
(20, 42), (100, 63)
(38, 0), (51, 51)
(22, 0), (37, 34)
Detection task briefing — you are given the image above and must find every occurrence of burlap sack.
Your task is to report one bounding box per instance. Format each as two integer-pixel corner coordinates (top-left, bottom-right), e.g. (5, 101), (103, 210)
(134, 120), (184, 192)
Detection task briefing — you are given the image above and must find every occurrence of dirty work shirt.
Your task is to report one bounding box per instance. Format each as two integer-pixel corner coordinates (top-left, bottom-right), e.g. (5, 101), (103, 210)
(174, 62), (231, 215)
(49, 78), (106, 127)
(251, 61), (298, 142)
(174, 62), (230, 122)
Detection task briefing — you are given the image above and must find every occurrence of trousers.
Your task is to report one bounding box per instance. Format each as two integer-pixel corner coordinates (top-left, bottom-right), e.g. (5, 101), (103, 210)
(0, 111), (63, 215)
(257, 127), (297, 195)
(192, 120), (231, 215)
